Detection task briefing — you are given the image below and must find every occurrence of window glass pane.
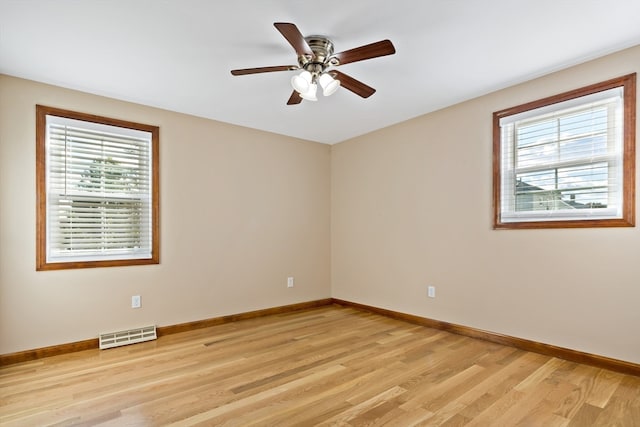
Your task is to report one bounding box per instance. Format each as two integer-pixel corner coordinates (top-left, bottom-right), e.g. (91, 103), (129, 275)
(515, 171), (557, 211)
(558, 107), (607, 140)
(53, 197), (145, 254)
(556, 163), (608, 191)
(557, 163), (609, 208)
(516, 119), (556, 148)
(517, 141), (559, 168)
(515, 163), (609, 212)
(558, 135), (607, 162)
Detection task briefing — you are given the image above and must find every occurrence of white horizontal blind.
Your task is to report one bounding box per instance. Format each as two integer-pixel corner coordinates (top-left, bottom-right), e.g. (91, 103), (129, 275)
(499, 88), (624, 222)
(46, 115), (153, 262)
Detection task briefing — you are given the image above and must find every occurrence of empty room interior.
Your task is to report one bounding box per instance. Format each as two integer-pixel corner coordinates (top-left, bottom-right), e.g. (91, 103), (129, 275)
(1, 1), (640, 425)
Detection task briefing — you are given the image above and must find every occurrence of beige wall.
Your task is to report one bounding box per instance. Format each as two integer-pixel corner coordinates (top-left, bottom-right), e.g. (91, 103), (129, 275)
(2, 45), (639, 365)
(0, 75), (331, 354)
(331, 45), (640, 364)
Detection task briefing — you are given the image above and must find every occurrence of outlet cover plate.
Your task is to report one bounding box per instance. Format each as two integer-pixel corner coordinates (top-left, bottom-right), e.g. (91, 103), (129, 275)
(132, 295), (141, 308)
(427, 286), (436, 298)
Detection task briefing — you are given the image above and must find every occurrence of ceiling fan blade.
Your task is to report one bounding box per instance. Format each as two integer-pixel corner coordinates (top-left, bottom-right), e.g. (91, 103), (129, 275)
(287, 91), (303, 105)
(332, 71), (376, 98)
(274, 22), (314, 58)
(231, 65), (297, 76)
(331, 40), (395, 65)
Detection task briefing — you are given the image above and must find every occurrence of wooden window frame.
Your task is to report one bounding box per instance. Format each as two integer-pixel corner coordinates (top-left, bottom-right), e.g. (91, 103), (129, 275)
(493, 74), (636, 230)
(36, 105), (160, 270)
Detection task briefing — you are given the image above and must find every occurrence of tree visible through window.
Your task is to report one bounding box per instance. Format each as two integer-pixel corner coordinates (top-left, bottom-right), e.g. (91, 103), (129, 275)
(36, 106), (159, 270)
(493, 74), (636, 229)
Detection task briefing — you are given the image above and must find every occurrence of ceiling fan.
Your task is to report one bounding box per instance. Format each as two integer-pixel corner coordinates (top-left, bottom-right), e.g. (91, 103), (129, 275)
(230, 22), (396, 104)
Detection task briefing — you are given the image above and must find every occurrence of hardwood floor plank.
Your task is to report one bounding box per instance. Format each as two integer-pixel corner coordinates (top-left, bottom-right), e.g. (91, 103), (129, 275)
(515, 398), (570, 427)
(167, 364), (348, 426)
(399, 364), (485, 412)
(592, 396), (640, 427)
(237, 366), (383, 426)
(463, 388), (528, 426)
(584, 369), (625, 408)
(439, 413), (473, 427)
(495, 378), (560, 425)
(316, 385), (408, 426)
(1, 305), (639, 426)
(514, 357), (566, 391)
(421, 401), (468, 426)
(455, 352), (544, 408)
(544, 379), (583, 420)
(376, 406), (436, 426)
(567, 402), (604, 427)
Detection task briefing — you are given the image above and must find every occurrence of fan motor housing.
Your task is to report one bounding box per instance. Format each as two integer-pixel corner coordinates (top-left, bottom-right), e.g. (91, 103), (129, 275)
(300, 36), (334, 67)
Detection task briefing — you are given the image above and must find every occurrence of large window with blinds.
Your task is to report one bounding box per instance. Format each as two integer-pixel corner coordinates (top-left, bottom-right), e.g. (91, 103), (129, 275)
(493, 74), (636, 229)
(36, 106), (159, 270)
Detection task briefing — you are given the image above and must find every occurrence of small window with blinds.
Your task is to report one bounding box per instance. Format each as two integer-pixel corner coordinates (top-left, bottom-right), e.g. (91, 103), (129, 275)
(493, 74), (636, 229)
(36, 106), (159, 270)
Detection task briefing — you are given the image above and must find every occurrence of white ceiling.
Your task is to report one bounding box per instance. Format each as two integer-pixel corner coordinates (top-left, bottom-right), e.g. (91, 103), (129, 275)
(1, 0), (640, 144)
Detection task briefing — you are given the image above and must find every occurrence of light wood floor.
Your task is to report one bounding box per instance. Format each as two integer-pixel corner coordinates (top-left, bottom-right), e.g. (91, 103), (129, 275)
(1, 306), (639, 426)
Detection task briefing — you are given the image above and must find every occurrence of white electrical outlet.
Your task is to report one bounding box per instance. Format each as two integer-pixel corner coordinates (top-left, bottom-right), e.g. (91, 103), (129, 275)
(287, 277), (294, 288)
(427, 286), (436, 298)
(132, 295), (141, 308)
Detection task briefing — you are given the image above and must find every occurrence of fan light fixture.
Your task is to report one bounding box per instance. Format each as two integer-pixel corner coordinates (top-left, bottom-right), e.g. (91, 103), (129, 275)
(300, 82), (318, 101)
(291, 70), (340, 100)
(291, 70), (312, 93)
(319, 73), (340, 96)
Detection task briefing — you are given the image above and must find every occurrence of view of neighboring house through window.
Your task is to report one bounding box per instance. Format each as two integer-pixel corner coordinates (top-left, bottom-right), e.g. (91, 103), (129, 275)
(493, 74), (636, 229)
(36, 106), (159, 270)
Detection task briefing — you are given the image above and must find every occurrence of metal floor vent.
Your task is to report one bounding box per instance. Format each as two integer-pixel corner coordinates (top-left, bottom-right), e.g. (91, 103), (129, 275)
(99, 325), (157, 349)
